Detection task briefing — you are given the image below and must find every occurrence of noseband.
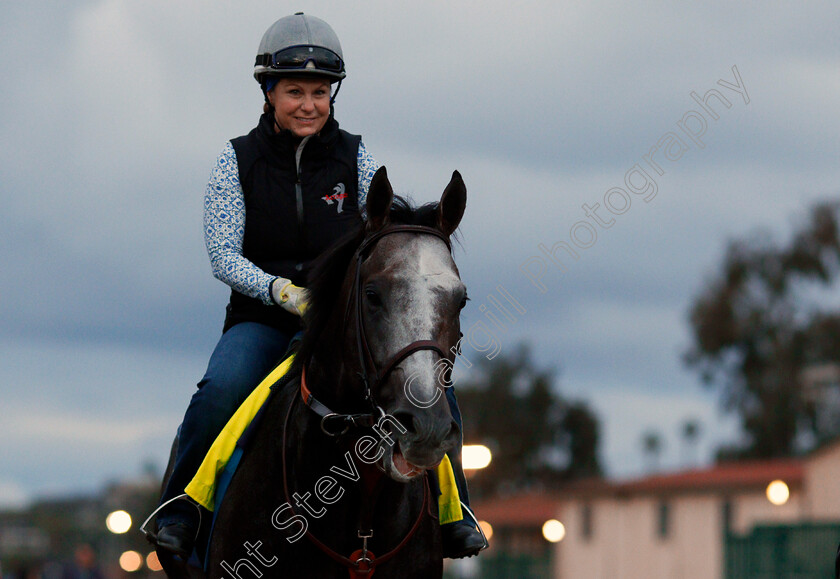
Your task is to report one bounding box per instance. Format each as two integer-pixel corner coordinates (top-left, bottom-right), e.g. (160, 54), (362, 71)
(301, 224), (454, 435)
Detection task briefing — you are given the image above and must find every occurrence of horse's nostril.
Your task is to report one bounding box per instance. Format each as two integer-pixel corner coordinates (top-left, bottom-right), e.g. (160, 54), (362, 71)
(392, 411), (417, 435)
(449, 420), (460, 441)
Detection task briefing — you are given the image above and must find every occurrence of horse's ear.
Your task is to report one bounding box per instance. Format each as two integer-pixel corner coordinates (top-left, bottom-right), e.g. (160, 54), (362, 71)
(366, 166), (393, 232)
(438, 170), (467, 237)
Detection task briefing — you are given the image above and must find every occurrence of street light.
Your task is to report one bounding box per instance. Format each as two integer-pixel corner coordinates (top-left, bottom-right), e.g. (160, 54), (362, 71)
(146, 551), (164, 572)
(119, 551), (143, 572)
(478, 520), (494, 541)
(105, 510), (132, 534)
(766, 480), (790, 506)
(542, 519), (566, 543)
(462, 445), (492, 470)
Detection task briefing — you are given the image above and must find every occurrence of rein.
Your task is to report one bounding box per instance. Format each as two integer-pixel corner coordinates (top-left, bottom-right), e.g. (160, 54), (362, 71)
(301, 366), (385, 436)
(300, 224), (453, 435)
(282, 384), (430, 578)
(352, 225), (452, 407)
(286, 224), (451, 576)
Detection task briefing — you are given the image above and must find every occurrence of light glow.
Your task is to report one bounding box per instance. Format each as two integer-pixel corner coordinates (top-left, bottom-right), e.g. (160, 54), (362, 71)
(766, 480), (790, 505)
(146, 551), (163, 572)
(106, 510), (132, 534)
(478, 520), (493, 541)
(462, 445), (492, 470)
(119, 550), (143, 572)
(542, 519), (566, 542)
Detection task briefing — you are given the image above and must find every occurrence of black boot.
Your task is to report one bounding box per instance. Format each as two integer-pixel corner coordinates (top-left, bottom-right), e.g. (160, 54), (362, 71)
(155, 521), (196, 558)
(441, 519), (487, 559)
(152, 497), (200, 560)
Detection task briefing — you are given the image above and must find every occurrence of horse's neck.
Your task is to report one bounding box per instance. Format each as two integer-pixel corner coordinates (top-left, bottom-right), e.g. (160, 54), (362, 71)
(304, 357), (365, 414)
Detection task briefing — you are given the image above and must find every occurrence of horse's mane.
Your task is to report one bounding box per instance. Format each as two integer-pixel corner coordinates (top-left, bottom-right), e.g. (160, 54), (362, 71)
(293, 196), (442, 371)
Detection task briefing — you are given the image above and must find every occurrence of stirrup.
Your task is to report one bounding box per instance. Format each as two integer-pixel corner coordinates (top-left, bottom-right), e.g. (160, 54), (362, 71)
(139, 494), (202, 546)
(459, 501), (489, 552)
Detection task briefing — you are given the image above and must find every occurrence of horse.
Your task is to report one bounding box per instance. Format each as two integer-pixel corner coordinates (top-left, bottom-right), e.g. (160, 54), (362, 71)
(158, 167), (468, 578)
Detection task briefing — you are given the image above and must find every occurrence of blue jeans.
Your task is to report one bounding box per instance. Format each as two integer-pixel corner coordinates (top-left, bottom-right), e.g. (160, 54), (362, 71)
(158, 322), (292, 526)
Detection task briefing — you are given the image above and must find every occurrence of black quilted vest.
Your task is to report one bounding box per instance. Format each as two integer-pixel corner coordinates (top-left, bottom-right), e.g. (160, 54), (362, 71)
(224, 113), (362, 333)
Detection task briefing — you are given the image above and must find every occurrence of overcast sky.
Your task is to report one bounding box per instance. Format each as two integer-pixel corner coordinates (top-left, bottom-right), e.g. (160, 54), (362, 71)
(2, 1), (839, 508)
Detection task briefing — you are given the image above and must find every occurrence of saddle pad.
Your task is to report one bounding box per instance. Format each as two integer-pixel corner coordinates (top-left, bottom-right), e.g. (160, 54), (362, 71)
(185, 354), (296, 510)
(184, 352), (464, 526)
(437, 454), (464, 525)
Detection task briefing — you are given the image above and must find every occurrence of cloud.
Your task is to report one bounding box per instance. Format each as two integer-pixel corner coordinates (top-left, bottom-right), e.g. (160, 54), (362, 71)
(0, 336), (204, 501)
(0, 480), (31, 510)
(1, 1), (838, 500)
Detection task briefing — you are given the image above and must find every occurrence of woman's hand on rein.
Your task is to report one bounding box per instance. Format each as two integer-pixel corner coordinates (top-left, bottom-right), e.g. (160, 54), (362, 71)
(271, 278), (309, 316)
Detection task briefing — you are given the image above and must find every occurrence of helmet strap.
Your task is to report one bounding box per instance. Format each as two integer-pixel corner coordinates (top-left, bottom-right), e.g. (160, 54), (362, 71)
(329, 79), (343, 117)
(330, 79), (343, 105)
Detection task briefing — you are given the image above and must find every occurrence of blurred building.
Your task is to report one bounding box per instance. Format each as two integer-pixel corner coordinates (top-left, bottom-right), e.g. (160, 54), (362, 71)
(445, 491), (565, 579)
(0, 474), (162, 578)
(556, 439), (840, 578)
(447, 440), (840, 578)
(9, 444), (840, 578)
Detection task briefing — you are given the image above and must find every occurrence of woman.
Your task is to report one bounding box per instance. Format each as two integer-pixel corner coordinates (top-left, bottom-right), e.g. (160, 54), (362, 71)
(155, 12), (485, 560)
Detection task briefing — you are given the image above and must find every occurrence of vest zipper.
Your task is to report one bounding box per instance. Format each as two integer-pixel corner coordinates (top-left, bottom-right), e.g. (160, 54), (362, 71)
(294, 136), (312, 263)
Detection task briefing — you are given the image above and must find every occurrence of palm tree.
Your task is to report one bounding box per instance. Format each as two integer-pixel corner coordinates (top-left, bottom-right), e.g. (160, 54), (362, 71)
(680, 419), (701, 468)
(642, 430), (664, 473)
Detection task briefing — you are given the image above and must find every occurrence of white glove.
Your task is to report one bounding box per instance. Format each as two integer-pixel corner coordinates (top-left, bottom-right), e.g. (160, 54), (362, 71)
(271, 278), (309, 317)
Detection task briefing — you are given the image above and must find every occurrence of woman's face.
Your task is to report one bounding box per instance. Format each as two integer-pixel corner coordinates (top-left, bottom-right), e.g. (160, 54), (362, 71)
(267, 77), (332, 138)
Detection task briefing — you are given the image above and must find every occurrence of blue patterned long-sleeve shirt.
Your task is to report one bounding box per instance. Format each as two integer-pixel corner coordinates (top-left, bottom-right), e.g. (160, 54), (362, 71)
(204, 140), (380, 305)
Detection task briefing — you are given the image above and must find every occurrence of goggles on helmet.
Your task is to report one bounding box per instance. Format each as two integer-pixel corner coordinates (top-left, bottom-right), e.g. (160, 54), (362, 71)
(256, 45), (344, 74)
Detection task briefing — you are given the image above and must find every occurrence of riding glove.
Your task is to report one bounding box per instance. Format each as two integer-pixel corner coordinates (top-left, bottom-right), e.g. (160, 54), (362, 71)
(270, 277), (309, 316)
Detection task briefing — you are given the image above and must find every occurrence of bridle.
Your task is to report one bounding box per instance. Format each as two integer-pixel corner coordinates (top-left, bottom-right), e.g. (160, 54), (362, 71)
(286, 224), (453, 576)
(353, 225), (452, 405)
(301, 224), (454, 436)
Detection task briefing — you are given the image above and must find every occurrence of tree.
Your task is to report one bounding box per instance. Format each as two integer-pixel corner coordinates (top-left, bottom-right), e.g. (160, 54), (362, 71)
(679, 418), (701, 468)
(685, 201), (840, 459)
(454, 344), (602, 497)
(641, 429), (664, 473)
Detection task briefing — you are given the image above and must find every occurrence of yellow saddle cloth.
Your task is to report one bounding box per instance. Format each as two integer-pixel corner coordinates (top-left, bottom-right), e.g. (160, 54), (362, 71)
(184, 355), (463, 524)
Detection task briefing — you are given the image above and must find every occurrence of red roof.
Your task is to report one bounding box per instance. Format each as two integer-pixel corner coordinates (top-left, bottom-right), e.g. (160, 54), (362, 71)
(468, 457), (807, 526)
(550, 458), (805, 499)
(616, 458), (804, 495)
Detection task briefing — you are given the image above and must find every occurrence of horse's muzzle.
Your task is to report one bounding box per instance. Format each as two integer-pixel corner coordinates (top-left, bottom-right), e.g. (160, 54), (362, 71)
(388, 402), (460, 469)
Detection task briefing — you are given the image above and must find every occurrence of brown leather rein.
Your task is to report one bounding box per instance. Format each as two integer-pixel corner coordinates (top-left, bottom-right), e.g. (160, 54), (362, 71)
(282, 386), (430, 578)
(286, 224), (453, 577)
(299, 225), (453, 436)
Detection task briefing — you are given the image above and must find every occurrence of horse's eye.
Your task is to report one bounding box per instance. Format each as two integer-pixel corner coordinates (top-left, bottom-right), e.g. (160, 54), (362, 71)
(459, 295), (469, 310)
(366, 289), (382, 307)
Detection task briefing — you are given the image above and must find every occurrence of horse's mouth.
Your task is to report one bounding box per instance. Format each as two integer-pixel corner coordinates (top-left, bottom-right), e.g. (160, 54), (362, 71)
(382, 443), (424, 482)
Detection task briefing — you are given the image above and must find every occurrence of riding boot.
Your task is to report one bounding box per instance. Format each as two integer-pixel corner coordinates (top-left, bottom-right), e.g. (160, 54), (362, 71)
(439, 387), (488, 559)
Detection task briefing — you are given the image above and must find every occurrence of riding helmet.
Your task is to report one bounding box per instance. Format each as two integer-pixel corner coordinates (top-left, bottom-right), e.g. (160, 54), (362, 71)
(254, 13), (346, 85)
